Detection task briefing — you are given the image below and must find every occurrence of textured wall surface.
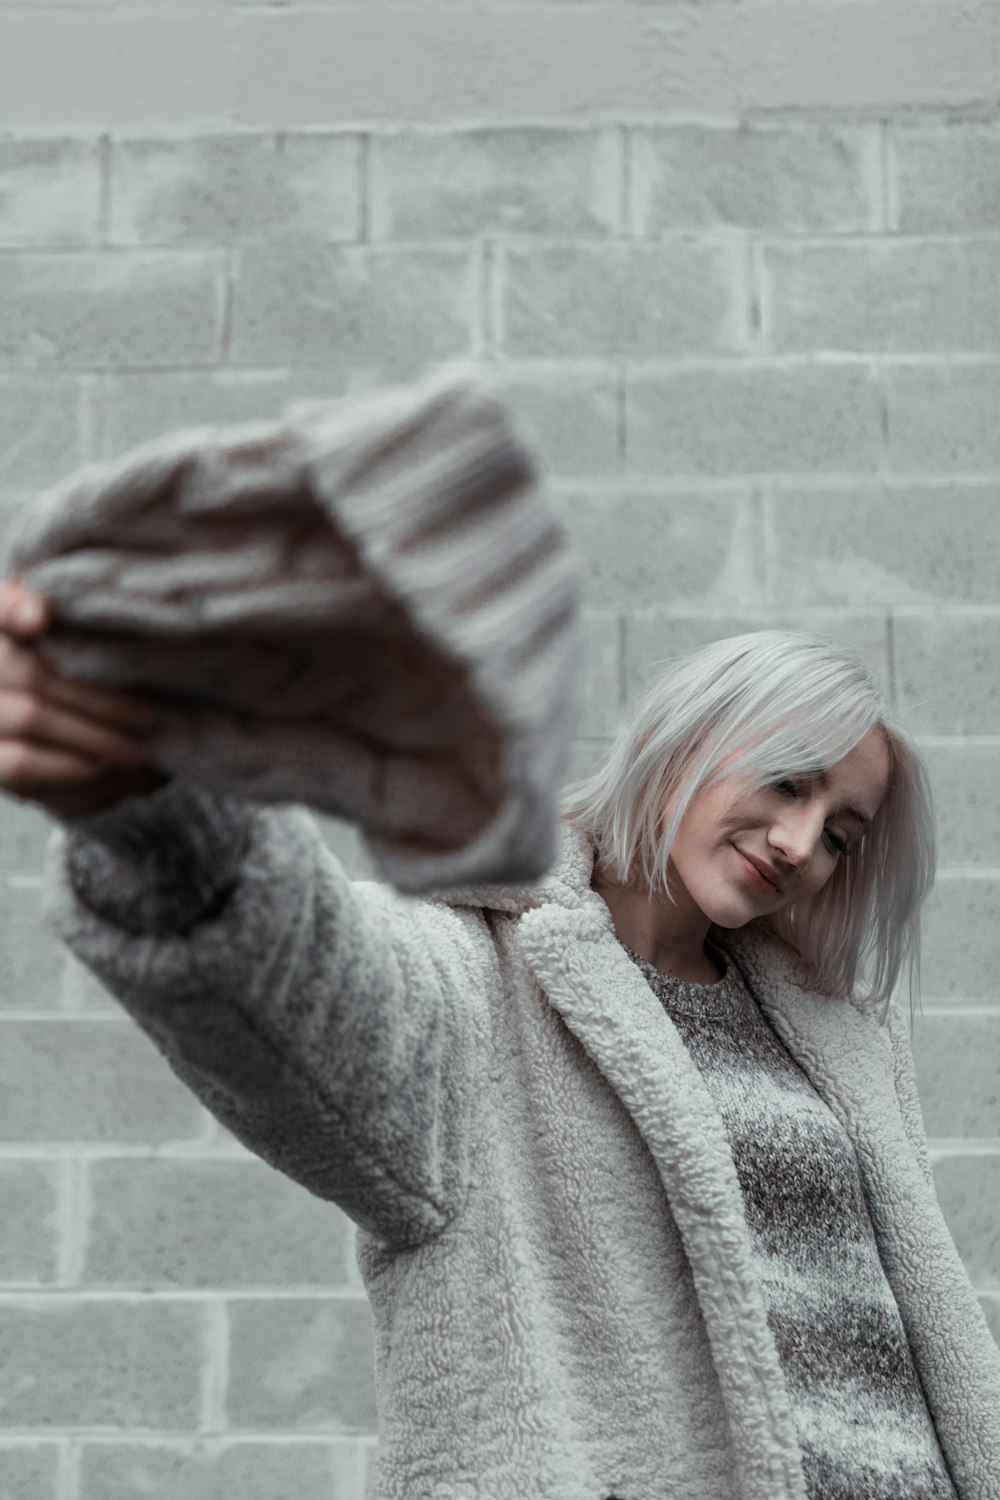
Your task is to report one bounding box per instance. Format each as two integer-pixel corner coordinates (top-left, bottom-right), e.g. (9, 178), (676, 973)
(1, 4), (999, 1497)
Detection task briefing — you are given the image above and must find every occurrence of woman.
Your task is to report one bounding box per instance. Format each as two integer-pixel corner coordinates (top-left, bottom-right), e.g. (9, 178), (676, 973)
(0, 579), (997, 1500)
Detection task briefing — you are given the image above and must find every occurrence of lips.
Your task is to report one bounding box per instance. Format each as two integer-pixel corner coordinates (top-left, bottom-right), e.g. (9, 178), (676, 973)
(736, 847), (780, 892)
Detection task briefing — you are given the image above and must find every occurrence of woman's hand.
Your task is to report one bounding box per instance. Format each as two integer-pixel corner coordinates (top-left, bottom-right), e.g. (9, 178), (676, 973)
(0, 577), (170, 820)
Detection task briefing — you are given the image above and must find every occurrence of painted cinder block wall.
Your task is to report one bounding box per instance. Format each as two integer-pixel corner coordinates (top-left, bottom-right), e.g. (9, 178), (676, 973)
(1, 4), (999, 1497)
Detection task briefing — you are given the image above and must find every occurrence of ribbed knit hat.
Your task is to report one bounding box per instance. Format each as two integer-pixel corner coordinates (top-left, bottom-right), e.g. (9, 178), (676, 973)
(8, 362), (584, 895)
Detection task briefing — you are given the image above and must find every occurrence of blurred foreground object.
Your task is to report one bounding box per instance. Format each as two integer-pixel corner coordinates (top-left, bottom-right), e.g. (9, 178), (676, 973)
(8, 362), (583, 894)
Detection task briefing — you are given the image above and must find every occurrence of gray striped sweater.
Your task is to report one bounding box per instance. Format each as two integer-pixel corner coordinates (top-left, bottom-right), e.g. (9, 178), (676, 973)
(621, 938), (960, 1500)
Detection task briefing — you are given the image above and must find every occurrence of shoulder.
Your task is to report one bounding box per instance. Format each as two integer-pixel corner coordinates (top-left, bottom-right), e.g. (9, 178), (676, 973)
(357, 880), (505, 988)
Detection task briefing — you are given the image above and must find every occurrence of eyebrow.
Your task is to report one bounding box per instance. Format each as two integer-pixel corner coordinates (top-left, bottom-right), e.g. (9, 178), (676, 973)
(810, 767), (873, 829)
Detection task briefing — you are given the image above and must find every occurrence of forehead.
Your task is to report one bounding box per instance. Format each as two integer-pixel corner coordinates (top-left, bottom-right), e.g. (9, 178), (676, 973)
(716, 726), (892, 820)
(808, 731), (892, 823)
(829, 729), (891, 799)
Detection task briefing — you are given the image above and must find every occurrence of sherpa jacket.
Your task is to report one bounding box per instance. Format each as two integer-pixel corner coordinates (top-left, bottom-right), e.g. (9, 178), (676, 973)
(42, 783), (1000, 1500)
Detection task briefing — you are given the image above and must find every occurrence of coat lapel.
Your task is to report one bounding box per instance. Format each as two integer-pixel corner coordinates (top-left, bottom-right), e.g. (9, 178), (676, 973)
(513, 894), (809, 1500)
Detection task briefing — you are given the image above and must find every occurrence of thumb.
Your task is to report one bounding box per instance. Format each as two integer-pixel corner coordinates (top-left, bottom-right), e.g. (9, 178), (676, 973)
(0, 577), (49, 639)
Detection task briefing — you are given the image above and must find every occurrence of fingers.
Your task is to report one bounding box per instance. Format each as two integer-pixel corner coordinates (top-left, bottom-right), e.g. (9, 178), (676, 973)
(0, 686), (152, 769)
(0, 740), (125, 794)
(0, 575), (166, 817)
(9, 763), (172, 820)
(1, 639), (158, 734)
(0, 578), (49, 640)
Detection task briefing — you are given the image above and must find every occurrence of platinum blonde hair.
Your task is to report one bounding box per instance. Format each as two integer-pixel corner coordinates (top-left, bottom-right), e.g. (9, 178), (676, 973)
(559, 630), (937, 1025)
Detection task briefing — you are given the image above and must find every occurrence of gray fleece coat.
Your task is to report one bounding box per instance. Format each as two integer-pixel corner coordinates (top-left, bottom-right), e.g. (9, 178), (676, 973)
(43, 781), (1000, 1500)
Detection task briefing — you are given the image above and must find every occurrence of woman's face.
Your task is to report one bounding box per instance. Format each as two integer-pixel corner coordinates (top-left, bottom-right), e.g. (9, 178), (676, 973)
(665, 727), (892, 928)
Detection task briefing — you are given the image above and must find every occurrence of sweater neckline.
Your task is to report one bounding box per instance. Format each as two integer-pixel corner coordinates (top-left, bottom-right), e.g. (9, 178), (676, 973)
(621, 939), (753, 1020)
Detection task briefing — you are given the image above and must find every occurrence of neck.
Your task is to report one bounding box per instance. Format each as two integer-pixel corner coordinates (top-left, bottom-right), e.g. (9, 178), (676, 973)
(591, 869), (723, 984)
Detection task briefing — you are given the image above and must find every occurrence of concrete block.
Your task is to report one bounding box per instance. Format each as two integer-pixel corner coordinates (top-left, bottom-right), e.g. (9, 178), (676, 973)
(0, 1444), (58, 1499)
(886, 364), (1000, 473)
(895, 614), (1000, 734)
(498, 242), (742, 358)
(763, 240), (1000, 353)
(932, 1153), (1000, 1286)
(919, 743), (1000, 868)
(230, 244), (476, 366)
(767, 484), (1000, 605)
(0, 1298), (201, 1427)
(84, 1157), (348, 1288)
(64, 956), (119, 1013)
(203, 1116), (263, 1154)
(0, 1019), (205, 1144)
(545, 485), (763, 610)
(370, 125), (621, 239)
(0, 373), (90, 488)
(491, 362), (619, 478)
(918, 877), (1000, 1001)
(362, 1445), (378, 1500)
(80, 1440), (358, 1500)
(98, 368), (360, 458)
(632, 122), (877, 233)
(0, 250), (226, 368)
(0, 882), (65, 1011)
(97, 361), (506, 459)
(0, 1162), (59, 1284)
(226, 1297), (378, 1432)
(626, 362), (881, 476)
(0, 493), (38, 579)
(574, 610), (623, 738)
(560, 739), (616, 793)
(892, 120), (1000, 233)
(109, 133), (359, 245)
(910, 1013), (1000, 1140)
(623, 610), (890, 709)
(0, 138), (101, 247)
(101, 356), (623, 513)
(0, 800), (57, 876)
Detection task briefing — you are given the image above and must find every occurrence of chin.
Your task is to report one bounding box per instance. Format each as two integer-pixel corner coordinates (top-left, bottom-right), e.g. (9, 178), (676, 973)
(709, 902), (758, 931)
(699, 868), (772, 926)
(693, 889), (753, 930)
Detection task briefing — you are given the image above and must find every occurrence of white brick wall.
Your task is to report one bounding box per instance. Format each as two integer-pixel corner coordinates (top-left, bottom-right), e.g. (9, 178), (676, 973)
(1, 11), (999, 1496)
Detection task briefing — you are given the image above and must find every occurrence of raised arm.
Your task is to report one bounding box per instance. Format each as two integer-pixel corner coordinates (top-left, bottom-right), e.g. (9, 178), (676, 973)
(0, 579), (492, 1251)
(47, 778), (493, 1250)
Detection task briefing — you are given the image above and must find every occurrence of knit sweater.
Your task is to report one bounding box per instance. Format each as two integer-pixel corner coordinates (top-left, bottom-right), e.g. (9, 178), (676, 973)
(622, 939), (959, 1500)
(9, 360), (583, 896)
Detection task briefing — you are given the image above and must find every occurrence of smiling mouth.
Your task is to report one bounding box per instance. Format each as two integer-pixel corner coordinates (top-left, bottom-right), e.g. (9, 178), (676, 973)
(735, 847), (778, 891)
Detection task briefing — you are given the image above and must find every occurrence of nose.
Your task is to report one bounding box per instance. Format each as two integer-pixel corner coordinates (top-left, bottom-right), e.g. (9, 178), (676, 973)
(768, 806), (825, 872)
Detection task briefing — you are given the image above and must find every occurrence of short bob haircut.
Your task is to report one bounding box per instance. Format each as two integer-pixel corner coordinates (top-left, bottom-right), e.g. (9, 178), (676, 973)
(558, 629), (937, 1026)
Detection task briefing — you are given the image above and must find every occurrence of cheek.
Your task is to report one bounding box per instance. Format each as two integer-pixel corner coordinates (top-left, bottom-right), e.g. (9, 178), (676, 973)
(799, 857), (839, 899)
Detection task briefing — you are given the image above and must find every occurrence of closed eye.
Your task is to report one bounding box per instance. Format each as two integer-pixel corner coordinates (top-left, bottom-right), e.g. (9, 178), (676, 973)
(773, 779), (852, 857)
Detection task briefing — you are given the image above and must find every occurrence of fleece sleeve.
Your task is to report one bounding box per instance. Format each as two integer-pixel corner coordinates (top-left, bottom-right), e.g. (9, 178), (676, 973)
(43, 778), (493, 1250)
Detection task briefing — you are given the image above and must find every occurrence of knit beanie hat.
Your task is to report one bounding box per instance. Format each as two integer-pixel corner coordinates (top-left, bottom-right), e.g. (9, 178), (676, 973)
(7, 361), (584, 896)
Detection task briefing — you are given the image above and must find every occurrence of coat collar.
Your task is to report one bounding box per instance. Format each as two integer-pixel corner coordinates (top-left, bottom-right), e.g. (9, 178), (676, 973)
(434, 813), (864, 1011)
(435, 818), (1000, 1500)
